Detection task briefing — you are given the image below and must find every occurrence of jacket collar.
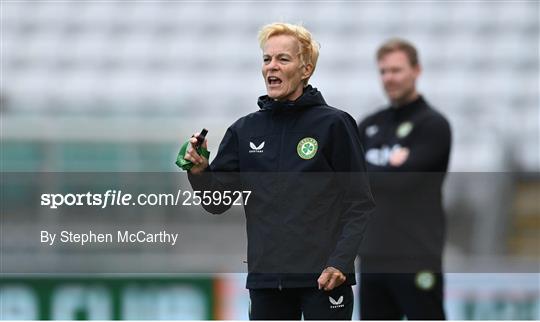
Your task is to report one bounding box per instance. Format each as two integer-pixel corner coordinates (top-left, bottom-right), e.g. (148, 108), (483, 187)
(390, 94), (428, 119)
(257, 85), (326, 113)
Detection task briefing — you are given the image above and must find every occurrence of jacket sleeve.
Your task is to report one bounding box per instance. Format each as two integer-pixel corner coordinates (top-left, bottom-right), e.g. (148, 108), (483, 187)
(187, 125), (241, 214)
(326, 112), (375, 273)
(357, 116), (369, 144)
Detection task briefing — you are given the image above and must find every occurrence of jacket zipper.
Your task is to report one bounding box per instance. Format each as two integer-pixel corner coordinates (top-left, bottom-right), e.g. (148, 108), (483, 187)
(276, 113), (288, 292)
(277, 114), (287, 171)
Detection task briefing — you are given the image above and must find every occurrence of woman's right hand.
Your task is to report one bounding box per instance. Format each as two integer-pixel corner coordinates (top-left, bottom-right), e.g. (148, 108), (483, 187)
(184, 132), (209, 174)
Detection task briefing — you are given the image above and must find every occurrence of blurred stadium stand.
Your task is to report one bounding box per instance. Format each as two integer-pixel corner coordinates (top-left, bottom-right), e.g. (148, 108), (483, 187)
(2, 3), (538, 172)
(1, 1), (538, 320)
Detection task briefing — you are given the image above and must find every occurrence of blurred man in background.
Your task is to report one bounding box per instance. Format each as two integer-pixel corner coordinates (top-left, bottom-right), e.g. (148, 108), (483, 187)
(183, 23), (374, 320)
(357, 38), (452, 320)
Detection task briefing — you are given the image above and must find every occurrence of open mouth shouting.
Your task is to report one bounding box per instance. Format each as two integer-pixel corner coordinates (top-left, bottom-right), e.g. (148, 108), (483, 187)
(267, 76), (283, 87)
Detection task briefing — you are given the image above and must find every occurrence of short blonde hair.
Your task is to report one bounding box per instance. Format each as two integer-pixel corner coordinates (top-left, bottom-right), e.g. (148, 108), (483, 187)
(258, 22), (320, 84)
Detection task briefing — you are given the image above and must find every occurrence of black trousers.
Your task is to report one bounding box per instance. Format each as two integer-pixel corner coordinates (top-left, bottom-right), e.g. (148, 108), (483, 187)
(360, 273), (446, 320)
(249, 285), (354, 320)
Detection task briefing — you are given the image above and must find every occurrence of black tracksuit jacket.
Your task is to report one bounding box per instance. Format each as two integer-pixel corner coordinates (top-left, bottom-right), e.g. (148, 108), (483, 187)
(189, 85), (375, 289)
(357, 95), (451, 273)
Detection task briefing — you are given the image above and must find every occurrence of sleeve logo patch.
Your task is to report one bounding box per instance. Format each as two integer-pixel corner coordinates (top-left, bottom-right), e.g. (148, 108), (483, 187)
(297, 137), (318, 159)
